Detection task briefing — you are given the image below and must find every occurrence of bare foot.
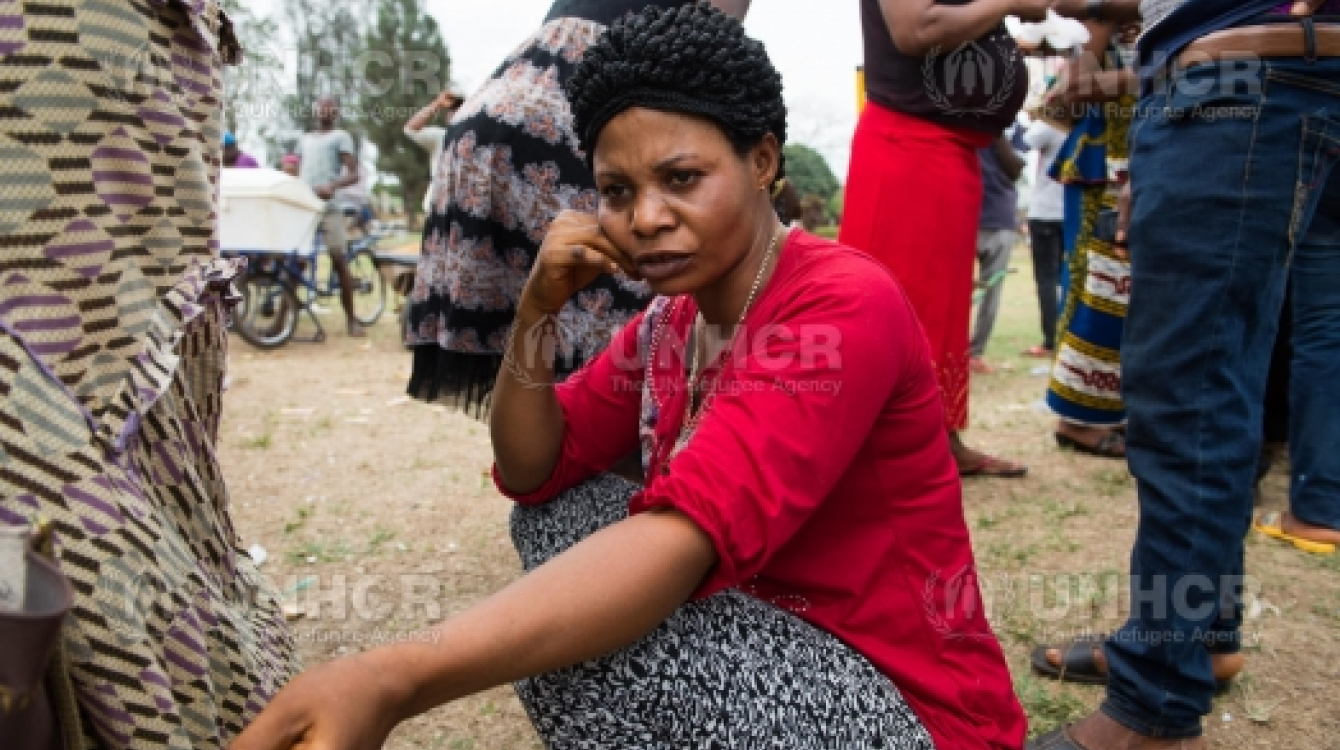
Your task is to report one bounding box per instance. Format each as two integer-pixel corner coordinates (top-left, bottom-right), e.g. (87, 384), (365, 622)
(1280, 511), (1340, 546)
(1069, 710), (1206, 750)
(950, 431), (1026, 477)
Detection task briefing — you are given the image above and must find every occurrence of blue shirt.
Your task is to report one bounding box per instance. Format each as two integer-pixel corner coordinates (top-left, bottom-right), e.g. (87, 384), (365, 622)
(978, 126), (1028, 231)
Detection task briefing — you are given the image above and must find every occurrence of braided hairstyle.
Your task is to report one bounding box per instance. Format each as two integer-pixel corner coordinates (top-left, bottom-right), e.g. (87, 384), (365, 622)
(567, 3), (787, 178)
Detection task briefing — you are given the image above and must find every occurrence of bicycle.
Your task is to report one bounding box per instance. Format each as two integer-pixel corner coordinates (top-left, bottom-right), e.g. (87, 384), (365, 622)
(227, 211), (387, 349)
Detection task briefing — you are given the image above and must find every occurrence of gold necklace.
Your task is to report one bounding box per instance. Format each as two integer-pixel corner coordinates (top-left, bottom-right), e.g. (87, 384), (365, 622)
(675, 223), (786, 454)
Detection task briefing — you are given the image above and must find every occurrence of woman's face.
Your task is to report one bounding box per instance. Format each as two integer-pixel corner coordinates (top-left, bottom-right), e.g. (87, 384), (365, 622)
(593, 107), (777, 297)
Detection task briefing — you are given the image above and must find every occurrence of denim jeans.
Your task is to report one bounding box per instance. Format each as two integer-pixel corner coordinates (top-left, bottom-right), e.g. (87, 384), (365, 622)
(1028, 219), (1064, 350)
(1107, 56), (1340, 739)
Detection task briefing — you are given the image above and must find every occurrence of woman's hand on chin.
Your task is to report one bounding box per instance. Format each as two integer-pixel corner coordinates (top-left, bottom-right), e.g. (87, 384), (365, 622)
(521, 210), (639, 317)
(229, 648), (410, 750)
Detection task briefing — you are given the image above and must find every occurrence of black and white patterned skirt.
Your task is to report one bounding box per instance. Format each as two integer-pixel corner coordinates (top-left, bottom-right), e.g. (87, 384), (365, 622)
(510, 474), (937, 750)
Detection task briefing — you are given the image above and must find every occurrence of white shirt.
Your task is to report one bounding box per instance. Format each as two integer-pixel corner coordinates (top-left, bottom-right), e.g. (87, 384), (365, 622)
(406, 125), (446, 213)
(1023, 119), (1069, 222)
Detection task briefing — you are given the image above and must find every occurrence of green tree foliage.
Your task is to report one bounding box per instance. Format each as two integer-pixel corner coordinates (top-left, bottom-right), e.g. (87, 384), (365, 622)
(361, 0), (451, 228)
(782, 143), (839, 203)
(221, 0), (284, 158)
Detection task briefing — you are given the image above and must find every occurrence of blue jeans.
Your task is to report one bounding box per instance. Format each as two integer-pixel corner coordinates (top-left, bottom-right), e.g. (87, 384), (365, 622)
(1107, 56), (1340, 739)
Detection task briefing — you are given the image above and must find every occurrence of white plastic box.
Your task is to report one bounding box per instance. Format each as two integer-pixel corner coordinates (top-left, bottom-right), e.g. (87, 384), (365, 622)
(219, 168), (324, 253)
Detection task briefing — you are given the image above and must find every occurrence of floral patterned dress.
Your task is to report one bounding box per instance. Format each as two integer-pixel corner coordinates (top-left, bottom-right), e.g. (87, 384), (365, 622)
(405, 1), (692, 415)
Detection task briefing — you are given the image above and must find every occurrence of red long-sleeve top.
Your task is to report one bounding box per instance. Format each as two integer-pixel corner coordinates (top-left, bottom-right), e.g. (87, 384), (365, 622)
(496, 230), (1026, 750)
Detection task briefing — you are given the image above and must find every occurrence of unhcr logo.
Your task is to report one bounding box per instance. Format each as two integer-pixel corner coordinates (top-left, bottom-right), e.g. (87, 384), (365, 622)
(922, 34), (1019, 116)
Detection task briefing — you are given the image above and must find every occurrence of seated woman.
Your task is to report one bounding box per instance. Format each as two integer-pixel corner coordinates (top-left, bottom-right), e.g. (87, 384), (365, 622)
(230, 7), (1024, 750)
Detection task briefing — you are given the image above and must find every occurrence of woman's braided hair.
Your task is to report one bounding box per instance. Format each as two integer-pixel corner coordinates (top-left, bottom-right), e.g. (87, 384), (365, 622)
(568, 3), (787, 177)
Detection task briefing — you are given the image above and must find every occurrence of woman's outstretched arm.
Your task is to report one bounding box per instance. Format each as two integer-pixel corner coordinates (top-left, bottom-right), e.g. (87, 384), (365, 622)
(230, 508), (716, 750)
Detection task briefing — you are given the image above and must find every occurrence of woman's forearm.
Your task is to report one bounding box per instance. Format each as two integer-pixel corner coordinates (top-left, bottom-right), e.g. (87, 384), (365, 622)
(381, 509), (717, 721)
(404, 101), (441, 134)
(488, 304), (567, 493)
(880, 0), (1015, 56)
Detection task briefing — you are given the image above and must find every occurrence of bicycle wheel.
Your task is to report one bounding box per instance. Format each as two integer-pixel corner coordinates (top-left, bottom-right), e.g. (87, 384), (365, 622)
(235, 272), (299, 350)
(347, 251), (386, 326)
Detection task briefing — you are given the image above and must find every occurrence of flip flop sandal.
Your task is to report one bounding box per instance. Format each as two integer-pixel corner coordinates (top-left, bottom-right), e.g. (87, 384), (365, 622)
(1055, 431), (1125, 460)
(1029, 633), (1109, 685)
(1030, 633), (1236, 694)
(1022, 345), (1054, 358)
(959, 455), (1028, 478)
(1253, 510), (1337, 556)
(1027, 724), (1091, 750)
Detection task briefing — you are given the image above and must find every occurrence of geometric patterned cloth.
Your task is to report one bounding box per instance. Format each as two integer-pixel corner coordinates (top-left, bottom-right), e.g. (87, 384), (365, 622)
(0, 1), (297, 747)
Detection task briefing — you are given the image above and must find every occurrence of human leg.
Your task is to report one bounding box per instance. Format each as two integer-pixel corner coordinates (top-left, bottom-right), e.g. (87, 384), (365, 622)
(970, 228), (1015, 359)
(1080, 59), (1340, 745)
(1029, 219), (1064, 351)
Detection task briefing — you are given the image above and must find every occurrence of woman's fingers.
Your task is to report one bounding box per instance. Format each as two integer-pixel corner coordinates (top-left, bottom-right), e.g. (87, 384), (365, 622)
(550, 211), (639, 278)
(1290, 0), (1327, 16)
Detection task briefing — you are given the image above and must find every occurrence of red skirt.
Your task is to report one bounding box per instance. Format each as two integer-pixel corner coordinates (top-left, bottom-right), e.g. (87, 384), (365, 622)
(839, 103), (993, 432)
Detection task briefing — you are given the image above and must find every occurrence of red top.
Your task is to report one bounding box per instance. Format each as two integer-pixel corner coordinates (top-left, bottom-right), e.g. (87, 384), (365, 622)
(496, 231), (1026, 750)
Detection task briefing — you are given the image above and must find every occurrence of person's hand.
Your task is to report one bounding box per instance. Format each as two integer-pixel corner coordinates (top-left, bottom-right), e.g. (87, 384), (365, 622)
(520, 210), (637, 316)
(1113, 181), (1131, 261)
(315, 184), (334, 200)
(1290, 0), (1328, 15)
(1012, 0), (1054, 23)
(229, 651), (407, 750)
(434, 90), (460, 110)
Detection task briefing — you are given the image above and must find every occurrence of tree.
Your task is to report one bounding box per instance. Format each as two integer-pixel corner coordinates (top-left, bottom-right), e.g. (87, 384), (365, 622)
(361, 0), (451, 230)
(278, 0), (373, 138)
(221, 0), (286, 163)
(783, 143), (840, 204)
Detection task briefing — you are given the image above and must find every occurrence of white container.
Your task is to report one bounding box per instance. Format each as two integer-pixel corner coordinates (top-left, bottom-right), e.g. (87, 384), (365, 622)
(220, 168), (325, 254)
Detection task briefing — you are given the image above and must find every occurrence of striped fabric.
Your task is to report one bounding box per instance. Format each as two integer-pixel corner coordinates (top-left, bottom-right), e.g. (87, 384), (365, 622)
(0, 2), (295, 749)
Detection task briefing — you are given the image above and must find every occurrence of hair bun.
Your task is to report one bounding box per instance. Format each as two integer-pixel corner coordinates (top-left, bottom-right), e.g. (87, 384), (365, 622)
(567, 3), (787, 176)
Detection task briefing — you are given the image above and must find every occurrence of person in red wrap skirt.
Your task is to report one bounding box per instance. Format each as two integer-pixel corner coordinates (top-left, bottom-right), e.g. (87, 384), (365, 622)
(842, 0), (1046, 477)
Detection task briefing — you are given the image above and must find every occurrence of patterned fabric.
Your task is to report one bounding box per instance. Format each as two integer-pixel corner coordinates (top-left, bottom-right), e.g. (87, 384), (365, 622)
(509, 474), (936, 750)
(0, 2), (296, 748)
(1045, 60), (1134, 427)
(405, 14), (653, 415)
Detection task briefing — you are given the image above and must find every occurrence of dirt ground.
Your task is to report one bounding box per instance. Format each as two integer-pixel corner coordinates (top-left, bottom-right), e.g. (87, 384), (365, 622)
(221, 247), (1340, 750)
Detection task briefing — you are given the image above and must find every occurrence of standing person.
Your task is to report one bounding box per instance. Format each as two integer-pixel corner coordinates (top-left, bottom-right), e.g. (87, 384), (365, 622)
(224, 131), (260, 167)
(403, 85), (462, 215)
(298, 95), (368, 338)
(0, 1), (296, 748)
(1029, 1), (1340, 749)
(969, 125), (1027, 374)
(1021, 99), (1069, 358)
(404, 0), (747, 413)
(230, 8), (1024, 750)
(1044, 21), (1138, 458)
(841, 0), (1049, 478)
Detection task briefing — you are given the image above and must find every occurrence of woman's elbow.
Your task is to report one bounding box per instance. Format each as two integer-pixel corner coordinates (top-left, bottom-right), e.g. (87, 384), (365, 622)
(890, 28), (935, 57)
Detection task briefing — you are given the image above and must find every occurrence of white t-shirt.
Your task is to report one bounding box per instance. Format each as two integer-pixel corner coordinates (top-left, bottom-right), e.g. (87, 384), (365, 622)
(406, 125), (446, 213)
(1023, 119), (1068, 222)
